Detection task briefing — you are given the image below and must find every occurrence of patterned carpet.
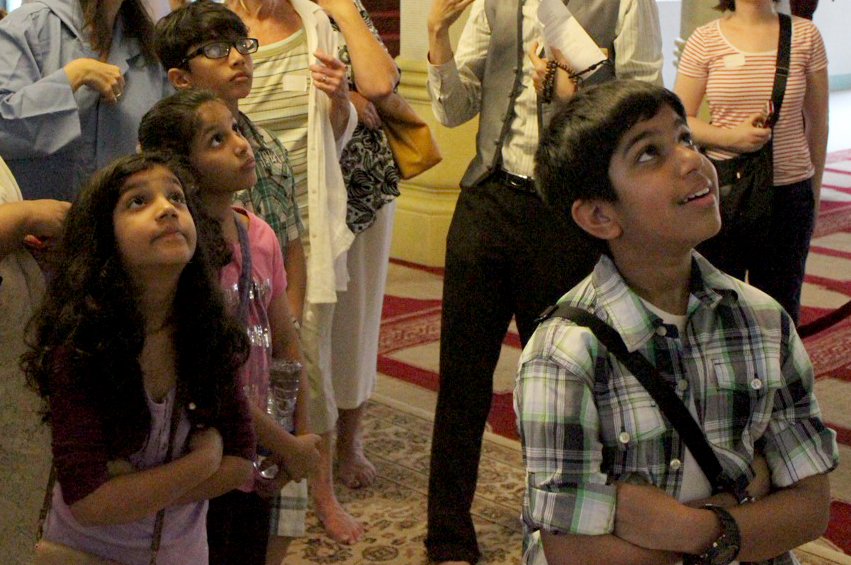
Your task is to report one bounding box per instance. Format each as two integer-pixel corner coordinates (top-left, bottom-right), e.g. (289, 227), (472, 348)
(373, 148), (851, 557)
(284, 399), (851, 565)
(287, 401), (524, 564)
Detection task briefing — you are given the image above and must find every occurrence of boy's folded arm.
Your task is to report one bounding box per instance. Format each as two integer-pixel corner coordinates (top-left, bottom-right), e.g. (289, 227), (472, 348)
(607, 473), (831, 563)
(729, 472), (831, 562)
(541, 530), (681, 565)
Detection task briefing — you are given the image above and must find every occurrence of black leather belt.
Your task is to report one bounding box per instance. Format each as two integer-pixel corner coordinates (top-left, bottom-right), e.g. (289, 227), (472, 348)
(492, 168), (537, 194)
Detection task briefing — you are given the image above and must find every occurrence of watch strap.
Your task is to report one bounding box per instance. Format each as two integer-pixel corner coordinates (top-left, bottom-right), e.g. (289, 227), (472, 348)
(692, 505), (742, 565)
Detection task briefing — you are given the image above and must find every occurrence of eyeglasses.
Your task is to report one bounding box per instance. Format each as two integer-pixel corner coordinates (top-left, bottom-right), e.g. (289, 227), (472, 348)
(180, 38), (260, 67)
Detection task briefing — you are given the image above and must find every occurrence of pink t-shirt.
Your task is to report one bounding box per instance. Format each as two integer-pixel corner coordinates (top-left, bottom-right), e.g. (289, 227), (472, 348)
(678, 16), (827, 185)
(219, 208), (287, 491)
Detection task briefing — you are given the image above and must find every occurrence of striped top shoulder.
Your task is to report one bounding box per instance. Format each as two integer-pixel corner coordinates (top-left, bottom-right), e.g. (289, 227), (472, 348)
(678, 16), (827, 185)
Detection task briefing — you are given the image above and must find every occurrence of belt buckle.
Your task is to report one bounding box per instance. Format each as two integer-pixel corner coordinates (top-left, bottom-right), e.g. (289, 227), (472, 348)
(502, 170), (532, 192)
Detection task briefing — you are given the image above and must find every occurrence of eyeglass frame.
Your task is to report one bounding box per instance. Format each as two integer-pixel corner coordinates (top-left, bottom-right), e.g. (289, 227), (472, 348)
(179, 38), (260, 68)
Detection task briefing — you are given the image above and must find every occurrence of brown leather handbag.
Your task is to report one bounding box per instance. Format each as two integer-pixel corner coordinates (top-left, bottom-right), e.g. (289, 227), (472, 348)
(376, 92), (442, 180)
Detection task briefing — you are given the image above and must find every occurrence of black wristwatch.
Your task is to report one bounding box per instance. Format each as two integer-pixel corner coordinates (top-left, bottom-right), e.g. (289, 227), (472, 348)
(683, 505), (741, 565)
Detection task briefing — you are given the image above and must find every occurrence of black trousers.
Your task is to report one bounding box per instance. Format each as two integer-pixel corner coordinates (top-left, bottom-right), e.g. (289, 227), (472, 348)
(425, 177), (599, 564)
(698, 179), (815, 324)
(207, 489), (271, 565)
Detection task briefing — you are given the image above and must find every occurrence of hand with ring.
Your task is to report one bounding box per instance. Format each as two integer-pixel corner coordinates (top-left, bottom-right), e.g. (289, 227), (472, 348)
(309, 49), (348, 102)
(62, 58), (125, 103)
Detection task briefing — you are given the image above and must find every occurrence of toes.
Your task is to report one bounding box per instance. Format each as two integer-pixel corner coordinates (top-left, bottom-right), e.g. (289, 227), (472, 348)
(337, 454), (377, 489)
(313, 497), (364, 544)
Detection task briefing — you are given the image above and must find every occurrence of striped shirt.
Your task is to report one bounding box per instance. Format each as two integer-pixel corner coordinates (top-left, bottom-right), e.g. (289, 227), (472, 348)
(678, 17), (827, 186)
(515, 253), (838, 565)
(241, 29), (312, 244)
(427, 0), (663, 179)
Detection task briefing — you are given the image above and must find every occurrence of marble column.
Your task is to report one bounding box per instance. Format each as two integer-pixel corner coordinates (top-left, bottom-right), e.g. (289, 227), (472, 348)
(386, 0), (475, 267)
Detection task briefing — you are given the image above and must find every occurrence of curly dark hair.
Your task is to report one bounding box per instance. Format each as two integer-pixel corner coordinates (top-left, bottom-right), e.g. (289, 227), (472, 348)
(22, 152), (249, 458)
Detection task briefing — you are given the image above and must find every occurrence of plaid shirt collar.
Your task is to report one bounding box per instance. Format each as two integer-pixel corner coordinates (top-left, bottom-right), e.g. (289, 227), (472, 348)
(590, 251), (739, 351)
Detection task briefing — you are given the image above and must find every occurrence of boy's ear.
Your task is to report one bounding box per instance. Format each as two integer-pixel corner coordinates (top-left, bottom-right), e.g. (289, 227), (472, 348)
(571, 199), (622, 241)
(167, 67), (194, 90)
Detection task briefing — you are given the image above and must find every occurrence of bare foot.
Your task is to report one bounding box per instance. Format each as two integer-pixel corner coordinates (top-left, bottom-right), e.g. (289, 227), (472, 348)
(336, 404), (376, 489)
(311, 484), (364, 544)
(337, 437), (376, 489)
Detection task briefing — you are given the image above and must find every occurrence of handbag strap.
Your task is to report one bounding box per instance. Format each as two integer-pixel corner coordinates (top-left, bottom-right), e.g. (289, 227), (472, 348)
(536, 303), (743, 499)
(234, 214), (253, 326)
(149, 395), (183, 565)
(765, 13), (792, 129)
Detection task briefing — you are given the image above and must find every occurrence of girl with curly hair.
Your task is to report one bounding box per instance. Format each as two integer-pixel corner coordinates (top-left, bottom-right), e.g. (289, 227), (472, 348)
(22, 152), (256, 565)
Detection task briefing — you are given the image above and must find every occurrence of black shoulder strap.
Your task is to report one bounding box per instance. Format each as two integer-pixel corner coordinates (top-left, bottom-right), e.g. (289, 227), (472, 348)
(536, 303), (742, 498)
(766, 13), (792, 129)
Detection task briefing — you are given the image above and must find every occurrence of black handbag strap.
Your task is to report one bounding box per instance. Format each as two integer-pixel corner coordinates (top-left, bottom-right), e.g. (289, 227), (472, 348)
(536, 303), (741, 497)
(766, 13), (792, 129)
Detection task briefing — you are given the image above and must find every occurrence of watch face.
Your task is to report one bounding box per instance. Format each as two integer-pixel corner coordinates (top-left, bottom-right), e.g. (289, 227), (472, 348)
(710, 542), (741, 565)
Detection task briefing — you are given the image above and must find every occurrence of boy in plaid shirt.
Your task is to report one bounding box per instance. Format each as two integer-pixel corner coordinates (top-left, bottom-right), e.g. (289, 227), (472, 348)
(515, 80), (837, 565)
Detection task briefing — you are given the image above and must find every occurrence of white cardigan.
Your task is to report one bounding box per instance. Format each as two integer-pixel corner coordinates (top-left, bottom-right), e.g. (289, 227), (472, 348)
(290, 0), (357, 304)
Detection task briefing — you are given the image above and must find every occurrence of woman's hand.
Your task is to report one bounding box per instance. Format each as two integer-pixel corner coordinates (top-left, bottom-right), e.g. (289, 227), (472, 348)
(23, 199), (70, 240)
(427, 0), (476, 34)
(351, 91), (381, 129)
(528, 41), (576, 102)
(727, 112), (772, 153)
(312, 0), (354, 18)
(310, 50), (349, 103)
(63, 58), (125, 103)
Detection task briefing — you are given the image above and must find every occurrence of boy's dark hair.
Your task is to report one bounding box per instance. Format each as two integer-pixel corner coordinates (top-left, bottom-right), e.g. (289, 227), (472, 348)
(535, 80), (686, 226)
(154, 0), (248, 70)
(22, 152), (248, 461)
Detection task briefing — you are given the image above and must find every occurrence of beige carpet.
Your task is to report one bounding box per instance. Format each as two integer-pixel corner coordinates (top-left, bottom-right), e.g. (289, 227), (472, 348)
(285, 399), (851, 565)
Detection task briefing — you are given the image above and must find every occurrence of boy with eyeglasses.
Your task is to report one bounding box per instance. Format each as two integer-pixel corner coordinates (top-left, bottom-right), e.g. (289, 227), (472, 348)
(153, 2), (310, 564)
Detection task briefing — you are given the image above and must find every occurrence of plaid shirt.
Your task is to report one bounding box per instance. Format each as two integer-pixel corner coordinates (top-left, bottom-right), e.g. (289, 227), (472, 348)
(515, 253), (838, 565)
(234, 112), (303, 254)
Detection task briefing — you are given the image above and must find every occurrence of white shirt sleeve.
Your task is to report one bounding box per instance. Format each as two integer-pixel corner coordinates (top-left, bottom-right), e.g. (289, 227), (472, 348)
(614, 0), (664, 85)
(426, 0), (490, 128)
